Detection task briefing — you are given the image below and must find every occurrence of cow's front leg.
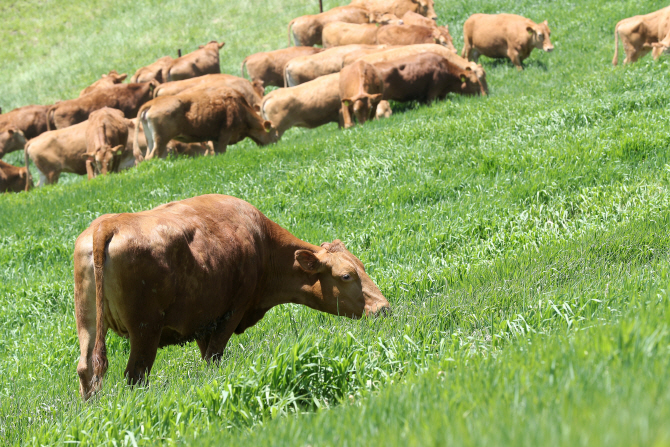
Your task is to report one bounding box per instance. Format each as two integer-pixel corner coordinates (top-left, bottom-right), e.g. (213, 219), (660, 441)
(196, 334), (211, 359)
(508, 48), (523, 70)
(203, 310), (247, 363)
(213, 132), (231, 154)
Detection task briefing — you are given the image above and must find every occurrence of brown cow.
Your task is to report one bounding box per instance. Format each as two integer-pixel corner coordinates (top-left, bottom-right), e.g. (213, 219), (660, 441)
(0, 160), (32, 192)
(241, 47), (324, 88)
(74, 194), (390, 400)
(0, 105), (49, 158)
(153, 74), (264, 112)
(339, 60), (384, 128)
(79, 71), (128, 97)
(285, 44), (393, 87)
(613, 6), (670, 65)
(167, 41), (225, 82)
(85, 108), (129, 179)
(262, 73), (342, 137)
(288, 5), (370, 47)
(376, 24), (456, 51)
(350, 0), (437, 21)
(462, 14), (554, 71)
(137, 85), (278, 159)
(322, 17), (404, 48)
(47, 82), (157, 130)
(130, 118), (213, 163)
(131, 56), (175, 84)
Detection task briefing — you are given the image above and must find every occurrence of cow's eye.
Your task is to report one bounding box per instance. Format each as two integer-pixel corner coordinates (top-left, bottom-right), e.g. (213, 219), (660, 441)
(342, 274), (352, 281)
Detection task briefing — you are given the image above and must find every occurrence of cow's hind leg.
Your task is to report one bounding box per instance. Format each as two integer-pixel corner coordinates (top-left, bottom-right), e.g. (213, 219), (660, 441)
(75, 246), (99, 400)
(213, 131), (231, 154)
(124, 325), (162, 387)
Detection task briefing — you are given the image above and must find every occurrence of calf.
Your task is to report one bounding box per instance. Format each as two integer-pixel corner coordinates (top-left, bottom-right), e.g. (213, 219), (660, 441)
(85, 108), (129, 179)
(241, 47), (323, 88)
(377, 24), (456, 51)
(74, 194), (390, 400)
(0, 160), (32, 192)
(262, 73), (342, 137)
(137, 85), (278, 159)
(462, 13), (554, 71)
(47, 82), (156, 130)
(322, 17), (404, 48)
(288, 5), (370, 46)
(131, 56), (175, 83)
(167, 41), (225, 82)
(0, 105), (49, 158)
(339, 60), (384, 128)
(131, 118), (213, 163)
(614, 6), (670, 65)
(79, 71), (128, 97)
(350, 0), (437, 21)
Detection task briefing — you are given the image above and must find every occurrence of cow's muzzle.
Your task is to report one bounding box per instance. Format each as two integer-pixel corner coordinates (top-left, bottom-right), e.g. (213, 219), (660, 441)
(544, 46), (554, 52)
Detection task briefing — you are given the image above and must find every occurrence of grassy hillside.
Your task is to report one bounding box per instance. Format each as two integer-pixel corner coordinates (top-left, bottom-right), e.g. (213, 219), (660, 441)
(1, 0), (669, 445)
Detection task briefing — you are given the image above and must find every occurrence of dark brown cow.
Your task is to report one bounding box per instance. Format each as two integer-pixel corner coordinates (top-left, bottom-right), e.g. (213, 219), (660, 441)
(47, 82), (157, 130)
(85, 108), (129, 179)
(137, 85), (278, 159)
(0, 105), (49, 158)
(131, 56), (175, 84)
(462, 14), (554, 71)
(0, 160), (32, 192)
(614, 6), (670, 65)
(350, 0), (437, 21)
(167, 41), (225, 82)
(79, 71), (128, 97)
(288, 5), (370, 47)
(241, 47), (324, 88)
(339, 60), (384, 128)
(74, 194), (390, 400)
(376, 24), (455, 51)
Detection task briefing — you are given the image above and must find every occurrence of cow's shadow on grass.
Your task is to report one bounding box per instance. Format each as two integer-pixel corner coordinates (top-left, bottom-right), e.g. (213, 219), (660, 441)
(481, 58), (549, 72)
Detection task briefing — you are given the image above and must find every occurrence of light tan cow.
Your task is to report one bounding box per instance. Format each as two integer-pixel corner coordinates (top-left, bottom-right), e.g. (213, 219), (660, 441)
(85, 108), (129, 179)
(322, 16), (404, 48)
(131, 56), (175, 84)
(288, 6), (371, 46)
(262, 73), (342, 137)
(167, 41), (225, 82)
(242, 47), (324, 88)
(613, 6), (670, 65)
(339, 60), (384, 128)
(350, 0), (437, 21)
(79, 71), (128, 97)
(462, 14), (554, 71)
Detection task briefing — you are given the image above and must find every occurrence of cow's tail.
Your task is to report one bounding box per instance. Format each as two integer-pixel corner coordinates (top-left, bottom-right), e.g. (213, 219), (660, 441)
(241, 57), (249, 78)
(91, 223), (112, 387)
(613, 23), (620, 66)
(287, 19), (296, 46)
(23, 141), (32, 191)
(46, 107), (56, 131)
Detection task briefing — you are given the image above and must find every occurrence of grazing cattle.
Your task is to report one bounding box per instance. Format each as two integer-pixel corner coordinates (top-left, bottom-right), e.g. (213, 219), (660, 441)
(0, 105), (49, 158)
(74, 194), (390, 400)
(376, 24), (456, 51)
(262, 73), (342, 137)
(339, 60), (384, 128)
(355, 44), (489, 95)
(79, 71), (128, 97)
(241, 47), (324, 88)
(0, 160), (32, 193)
(47, 82), (157, 130)
(137, 85), (278, 159)
(462, 14), (554, 71)
(24, 121), (89, 186)
(85, 108), (129, 179)
(131, 56), (175, 84)
(374, 52), (484, 103)
(285, 45), (392, 87)
(130, 118), (213, 163)
(322, 17), (404, 48)
(613, 6), (670, 65)
(350, 0), (437, 21)
(167, 41), (225, 82)
(376, 100), (392, 119)
(153, 74), (264, 112)
(288, 5), (370, 46)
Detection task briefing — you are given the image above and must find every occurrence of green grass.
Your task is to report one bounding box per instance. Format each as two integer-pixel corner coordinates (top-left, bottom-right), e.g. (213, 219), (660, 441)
(1, 0), (670, 445)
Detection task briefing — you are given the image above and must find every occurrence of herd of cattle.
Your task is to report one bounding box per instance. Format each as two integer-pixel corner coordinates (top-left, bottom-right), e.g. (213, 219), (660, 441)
(0, 0), (667, 196)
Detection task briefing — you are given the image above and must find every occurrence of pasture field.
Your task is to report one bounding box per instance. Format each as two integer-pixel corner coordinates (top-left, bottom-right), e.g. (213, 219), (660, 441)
(1, 0), (670, 445)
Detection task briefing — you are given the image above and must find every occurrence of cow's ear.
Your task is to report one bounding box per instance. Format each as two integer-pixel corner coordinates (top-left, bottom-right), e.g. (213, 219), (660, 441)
(296, 250), (322, 273)
(263, 120), (273, 131)
(369, 93), (383, 103)
(7, 129), (14, 135)
(118, 73), (128, 81)
(218, 41), (226, 49)
(527, 26), (535, 35)
(543, 20), (548, 26)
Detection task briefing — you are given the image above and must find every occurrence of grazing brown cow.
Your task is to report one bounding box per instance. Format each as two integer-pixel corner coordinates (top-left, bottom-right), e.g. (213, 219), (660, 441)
(138, 85), (278, 159)
(167, 41), (225, 82)
(241, 47), (324, 88)
(153, 73), (264, 112)
(74, 194), (390, 400)
(376, 24), (456, 51)
(288, 5), (370, 46)
(0, 160), (32, 192)
(339, 60), (384, 128)
(322, 18), (404, 48)
(47, 82), (157, 130)
(285, 44), (393, 87)
(85, 108), (129, 179)
(262, 73), (342, 137)
(613, 6), (670, 65)
(24, 121), (89, 186)
(0, 105), (49, 158)
(376, 100), (392, 119)
(131, 56), (175, 84)
(374, 52), (484, 104)
(462, 14), (554, 71)
(79, 71), (128, 97)
(350, 0), (437, 21)
(130, 118), (213, 163)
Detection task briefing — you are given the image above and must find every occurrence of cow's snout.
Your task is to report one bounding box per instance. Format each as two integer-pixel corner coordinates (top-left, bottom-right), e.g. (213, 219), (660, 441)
(544, 45), (554, 52)
(374, 306), (392, 318)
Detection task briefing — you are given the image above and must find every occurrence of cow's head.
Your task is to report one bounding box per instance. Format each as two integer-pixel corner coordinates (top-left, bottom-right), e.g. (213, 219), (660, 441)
(252, 79), (265, 98)
(86, 145), (124, 179)
(433, 26), (457, 53)
(343, 93), (384, 128)
(528, 20), (554, 52)
(458, 66), (486, 96)
(469, 62), (488, 96)
(263, 120), (280, 144)
(371, 12), (403, 25)
(0, 127), (27, 158)
(652, 38), (670, 55)
(295, 240), (390, 318)
(412, 0), (437, 21)
(103, 70), (128, 83)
